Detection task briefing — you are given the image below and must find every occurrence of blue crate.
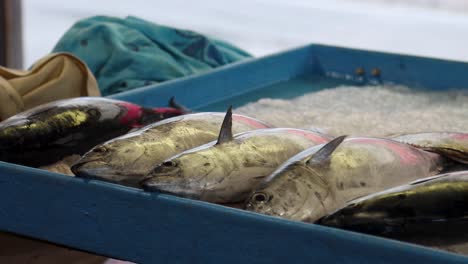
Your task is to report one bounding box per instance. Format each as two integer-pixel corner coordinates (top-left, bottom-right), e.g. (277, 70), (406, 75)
(1, 44), (468, 263)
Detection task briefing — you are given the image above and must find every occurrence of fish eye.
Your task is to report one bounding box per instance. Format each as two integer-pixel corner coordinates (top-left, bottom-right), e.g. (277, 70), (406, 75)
(252, 192), (269, 203)
(162, 161), (177, 167)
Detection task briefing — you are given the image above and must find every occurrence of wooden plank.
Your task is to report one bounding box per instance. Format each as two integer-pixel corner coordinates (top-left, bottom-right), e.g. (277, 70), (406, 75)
(0, 162), (465, 264)
(0, 0), (23, 69)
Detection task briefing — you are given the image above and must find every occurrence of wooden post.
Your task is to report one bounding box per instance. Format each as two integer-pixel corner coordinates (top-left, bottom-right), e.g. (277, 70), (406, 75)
(0, 0), (22, 69)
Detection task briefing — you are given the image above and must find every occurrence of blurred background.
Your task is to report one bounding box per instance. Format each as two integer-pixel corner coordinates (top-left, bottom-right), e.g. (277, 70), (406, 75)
(18, 0), (468, 69)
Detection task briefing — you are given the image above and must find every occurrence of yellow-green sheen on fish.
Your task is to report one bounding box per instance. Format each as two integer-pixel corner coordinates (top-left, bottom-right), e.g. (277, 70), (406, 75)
(0, 97), (186, 167)
(245, 136), (446, 222)
(72, 109), (271, 186)
(318, 170), (468, 232)
(141, 110), (331, 203)
(317, 170), (468, 255)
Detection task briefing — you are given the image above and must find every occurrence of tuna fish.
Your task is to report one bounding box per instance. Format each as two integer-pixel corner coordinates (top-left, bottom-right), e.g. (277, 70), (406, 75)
(141, 110), (331, 203)
(245, 136), (446, 222)
(392, 132), (468, 164)
(317, 170), (468, 233)
(317, 170), (468, 255)
(71, 107), (271, 186)
(0, 97), (186, 167)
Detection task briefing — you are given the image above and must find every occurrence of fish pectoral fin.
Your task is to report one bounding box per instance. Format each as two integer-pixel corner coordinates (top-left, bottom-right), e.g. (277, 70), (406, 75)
(216, 106), (234, 145)
(306, 135), (347, 167)
(409, 174), (448, 185)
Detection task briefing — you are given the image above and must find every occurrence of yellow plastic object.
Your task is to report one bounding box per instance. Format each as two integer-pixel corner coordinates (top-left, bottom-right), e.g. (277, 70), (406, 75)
(0, 53), (100, 121)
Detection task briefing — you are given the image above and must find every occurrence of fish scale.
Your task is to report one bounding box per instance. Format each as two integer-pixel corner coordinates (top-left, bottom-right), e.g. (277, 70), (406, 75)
(141, 123), (332, 203)
(317, 170), (468, 255)
(245, 136), (447, 222)
(0, 97), (186, 167)
(72, 110), (272, 186)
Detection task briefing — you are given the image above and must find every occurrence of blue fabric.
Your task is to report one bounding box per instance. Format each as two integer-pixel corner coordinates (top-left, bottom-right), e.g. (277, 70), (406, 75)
(53, 16), (252, 95)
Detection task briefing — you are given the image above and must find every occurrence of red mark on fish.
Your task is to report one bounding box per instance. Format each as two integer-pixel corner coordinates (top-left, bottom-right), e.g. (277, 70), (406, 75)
(287, 129), (329, 144)
(118, 103), (184, 128)
(233, 115), (270, 129)
(351, 138), (421, 165)
(152, 107), (184, 114)
(118, 102), (143, 127)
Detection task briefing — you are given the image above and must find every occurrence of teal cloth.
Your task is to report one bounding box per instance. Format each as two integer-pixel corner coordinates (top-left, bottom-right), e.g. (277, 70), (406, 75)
(53, 16), (252, 95)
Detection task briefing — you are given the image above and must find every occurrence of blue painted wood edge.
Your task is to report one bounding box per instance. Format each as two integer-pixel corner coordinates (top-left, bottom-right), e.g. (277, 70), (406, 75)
(109, 45), (315, 109)
(0, 161), (467, 263)
(308, 43), (468, 90)
(110, 43), (468, 111)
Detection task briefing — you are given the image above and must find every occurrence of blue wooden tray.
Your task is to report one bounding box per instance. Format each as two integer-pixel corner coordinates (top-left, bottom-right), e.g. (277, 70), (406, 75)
(1, 44), (468, 263)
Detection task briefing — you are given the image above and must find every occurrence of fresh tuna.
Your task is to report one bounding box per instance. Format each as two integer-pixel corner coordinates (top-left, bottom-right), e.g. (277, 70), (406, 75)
(0, 97), (186, 167)
(317, 170), (468, 255)
(245, 136), (446, 222)
(72, 107), (271, 186)
(141, 110), (331, 203)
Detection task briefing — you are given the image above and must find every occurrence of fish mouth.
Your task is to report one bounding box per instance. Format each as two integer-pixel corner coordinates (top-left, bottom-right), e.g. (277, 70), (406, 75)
(140, 176), (203, 199)
(140, 165), (183, 191)
(140, 175), (181, 192)
(71, 160), (131, 184)
(71, 159), (105, 177)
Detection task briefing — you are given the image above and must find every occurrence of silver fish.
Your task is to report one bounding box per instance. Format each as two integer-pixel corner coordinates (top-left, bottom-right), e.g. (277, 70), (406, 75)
(318, 170), (468, 232)
(0, 97), (186, 167)
(318, 170), (468, 255)
(72, 107), (271, 186)
(141, 110), (331, 203)
(245, 136), (446, 222)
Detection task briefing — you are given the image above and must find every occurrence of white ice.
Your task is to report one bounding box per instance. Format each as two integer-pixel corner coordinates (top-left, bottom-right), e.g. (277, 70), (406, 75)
(236, 85), (468, 136)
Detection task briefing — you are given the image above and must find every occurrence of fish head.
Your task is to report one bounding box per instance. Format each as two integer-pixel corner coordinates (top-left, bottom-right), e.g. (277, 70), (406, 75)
(140, 147), (226, 198)
(71, 139), (148, 186)
(245, 136), (346, 222)
(141, 159), (187, 194)
(245, 161), (331, 221)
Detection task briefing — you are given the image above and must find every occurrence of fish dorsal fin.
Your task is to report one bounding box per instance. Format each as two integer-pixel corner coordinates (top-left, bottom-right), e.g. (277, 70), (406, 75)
(306, 135), (347, 167)
(168, 97), (191, 113)
(217, 106), (234, 145)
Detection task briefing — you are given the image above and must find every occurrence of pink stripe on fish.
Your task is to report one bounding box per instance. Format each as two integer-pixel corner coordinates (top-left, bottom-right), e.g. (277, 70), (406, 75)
(118, 102), (143, 126)
(287, 129), (329, 144)
(351, 138), (421, 165)
(152, 107), (184, 114)
(453, 133), (468, 140)
(233, 115), (270, 129)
